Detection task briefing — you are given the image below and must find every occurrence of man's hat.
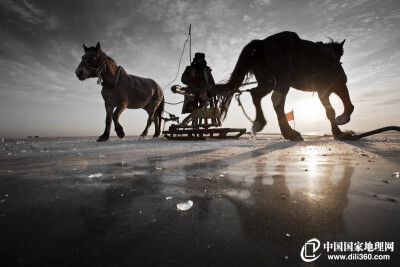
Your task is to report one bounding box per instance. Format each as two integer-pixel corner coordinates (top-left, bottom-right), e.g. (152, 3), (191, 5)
(194, 52), (205, 59)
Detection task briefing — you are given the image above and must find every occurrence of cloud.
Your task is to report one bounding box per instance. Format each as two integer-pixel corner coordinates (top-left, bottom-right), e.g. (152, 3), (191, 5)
(0, 0), (59, 30)
(0, 0), (399, 137)
(251, 0), (272, 8)
(242, 15), (251, 22)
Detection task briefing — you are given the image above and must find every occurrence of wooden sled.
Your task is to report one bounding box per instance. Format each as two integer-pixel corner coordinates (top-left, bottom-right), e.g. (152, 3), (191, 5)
(163, 107), (246, 140)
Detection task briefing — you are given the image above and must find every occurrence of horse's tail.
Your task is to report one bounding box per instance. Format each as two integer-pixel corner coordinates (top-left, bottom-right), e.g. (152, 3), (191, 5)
(215, 39), (263, 119)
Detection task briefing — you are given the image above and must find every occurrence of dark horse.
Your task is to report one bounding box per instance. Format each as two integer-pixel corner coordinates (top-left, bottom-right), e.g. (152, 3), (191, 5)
(75, 42), (164, 142)
(217, 31), (354, 141)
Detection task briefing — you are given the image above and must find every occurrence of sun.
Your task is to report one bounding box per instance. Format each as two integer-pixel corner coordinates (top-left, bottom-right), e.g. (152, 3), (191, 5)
(292, 96), (325, 122)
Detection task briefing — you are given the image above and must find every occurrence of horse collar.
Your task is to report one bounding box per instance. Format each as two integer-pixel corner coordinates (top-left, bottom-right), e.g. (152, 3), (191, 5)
(101, 66), (122, 89)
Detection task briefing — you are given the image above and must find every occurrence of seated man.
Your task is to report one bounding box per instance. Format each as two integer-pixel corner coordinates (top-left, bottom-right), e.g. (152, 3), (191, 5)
(180, 52), (215, 113)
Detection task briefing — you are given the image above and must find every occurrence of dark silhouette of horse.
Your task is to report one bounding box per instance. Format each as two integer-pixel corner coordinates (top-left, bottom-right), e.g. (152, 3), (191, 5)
(217, 31), (354, 141)
(75, 42), (164, 142)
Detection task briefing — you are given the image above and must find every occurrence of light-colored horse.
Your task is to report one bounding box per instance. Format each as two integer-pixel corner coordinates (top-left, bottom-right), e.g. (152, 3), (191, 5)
(75, 42), (164, 142)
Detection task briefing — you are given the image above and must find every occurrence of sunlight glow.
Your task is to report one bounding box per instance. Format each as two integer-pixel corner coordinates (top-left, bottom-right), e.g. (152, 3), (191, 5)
(293, 97), (325, 123)
(301, 145), (325, 200)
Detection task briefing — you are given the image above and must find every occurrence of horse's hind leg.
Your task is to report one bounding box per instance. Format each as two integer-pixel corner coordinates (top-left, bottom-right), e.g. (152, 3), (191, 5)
(153, 111), (160, 138)
(140, 117), (152, 139)
(140, 105), (156, 139)
(250, 82), (274, 132)
(251, 90), (268, 132)
(271, 88), (303, 141)
(113, 102), (128, 138)
(332, 83), (354, 125)
(318, 92), (343, 139)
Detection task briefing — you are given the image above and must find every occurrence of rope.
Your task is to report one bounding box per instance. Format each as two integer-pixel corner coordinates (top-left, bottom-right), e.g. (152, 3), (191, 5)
(189, 24), (192, 64)
(357, 126), (400, 139)
(161, 109), (180, 131)
(162, 25), (191, 91)
(165, 100), (184, 105)
(343, 126), (400, 140)
(235, 92), (254, 123)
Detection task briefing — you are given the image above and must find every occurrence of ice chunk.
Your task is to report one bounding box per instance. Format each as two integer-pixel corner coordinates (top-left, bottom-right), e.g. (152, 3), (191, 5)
(156, 166), (162, 170)
(219, 172), (228, 177)
(166, 196), (172, 200)
(392, 171), (399, 178)
(88, 173), (103, 178)
(177, 200), (193, 211)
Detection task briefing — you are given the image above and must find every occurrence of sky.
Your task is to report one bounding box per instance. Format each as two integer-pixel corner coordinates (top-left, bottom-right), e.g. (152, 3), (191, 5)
(0, 0), (399, 138)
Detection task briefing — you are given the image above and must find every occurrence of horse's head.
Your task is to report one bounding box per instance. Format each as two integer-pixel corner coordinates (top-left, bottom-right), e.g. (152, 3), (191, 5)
(319, 38), (346, 61)
(75, 42), (106, 81)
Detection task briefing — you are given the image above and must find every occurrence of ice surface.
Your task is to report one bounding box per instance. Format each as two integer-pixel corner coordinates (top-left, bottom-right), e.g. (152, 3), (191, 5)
(0, 134), (399, 266)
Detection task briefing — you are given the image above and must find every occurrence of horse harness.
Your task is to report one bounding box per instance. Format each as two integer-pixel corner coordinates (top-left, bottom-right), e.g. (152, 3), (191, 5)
(101, 67), (122, 89)
(83, 51), (122, 88)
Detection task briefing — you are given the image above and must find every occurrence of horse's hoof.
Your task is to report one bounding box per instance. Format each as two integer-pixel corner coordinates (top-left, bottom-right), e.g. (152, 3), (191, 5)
(115, 127), (125, 138)
(139, 136), (147, 140)
(290, 135), (304, 141)
(336, 130), (359, 141)
(152, 135), (159, 139)
(252, 120), (267, 133)
(285, 131), (304, 141)
(97, 136), (109, 142)
(117, 132), (125, 139)
(335, 114), (350, 125)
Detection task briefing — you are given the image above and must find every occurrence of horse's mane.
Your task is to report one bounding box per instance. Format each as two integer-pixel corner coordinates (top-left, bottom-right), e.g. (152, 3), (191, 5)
(316, 39), (344, 60)
(101, 51), (118, 69)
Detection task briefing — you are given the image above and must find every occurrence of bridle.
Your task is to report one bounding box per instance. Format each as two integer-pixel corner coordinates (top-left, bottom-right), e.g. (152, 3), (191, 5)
(82, 51), (108, 85)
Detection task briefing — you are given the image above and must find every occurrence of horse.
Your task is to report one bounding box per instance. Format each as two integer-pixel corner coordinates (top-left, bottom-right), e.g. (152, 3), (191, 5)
(216, 31), (354, 141)
(75, 42), (164, 142)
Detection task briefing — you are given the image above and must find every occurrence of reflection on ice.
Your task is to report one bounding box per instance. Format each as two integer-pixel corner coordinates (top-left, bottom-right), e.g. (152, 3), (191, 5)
(177, 200), (193, 211)
(88, 173), (103, 178)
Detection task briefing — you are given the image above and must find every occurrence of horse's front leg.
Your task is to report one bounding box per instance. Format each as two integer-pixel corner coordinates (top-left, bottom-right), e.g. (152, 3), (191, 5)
(318, 92), (343, 139)
(332, 83), (354, 125)
(113, 102), (128, 138)
(271, 88), (303, 141)
(97, 103), (114, 142)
